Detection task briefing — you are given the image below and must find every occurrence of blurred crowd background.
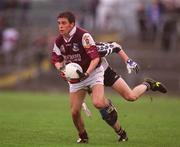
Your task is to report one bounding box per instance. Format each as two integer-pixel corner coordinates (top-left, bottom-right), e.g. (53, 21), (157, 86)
(0, 0), (179, 94)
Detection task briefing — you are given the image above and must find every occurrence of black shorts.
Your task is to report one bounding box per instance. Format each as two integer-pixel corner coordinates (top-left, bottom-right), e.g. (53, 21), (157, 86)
(104, 66), (120, 87)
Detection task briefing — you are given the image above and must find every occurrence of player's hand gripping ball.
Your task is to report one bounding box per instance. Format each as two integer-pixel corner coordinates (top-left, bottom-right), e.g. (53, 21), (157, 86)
(65, 63), (83, 82)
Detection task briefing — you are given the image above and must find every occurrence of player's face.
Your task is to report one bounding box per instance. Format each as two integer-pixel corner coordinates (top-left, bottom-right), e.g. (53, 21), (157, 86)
(57, 17), (74, 36)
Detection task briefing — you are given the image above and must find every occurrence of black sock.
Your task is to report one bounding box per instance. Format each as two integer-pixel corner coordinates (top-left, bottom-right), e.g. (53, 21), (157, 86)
(116, 127), (124, 136)
(142, 82), (151, 91)
(79, 130), (88, 139)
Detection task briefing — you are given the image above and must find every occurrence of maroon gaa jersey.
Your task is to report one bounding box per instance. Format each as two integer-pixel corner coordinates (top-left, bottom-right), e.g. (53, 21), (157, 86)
(51, 26), (100, 72)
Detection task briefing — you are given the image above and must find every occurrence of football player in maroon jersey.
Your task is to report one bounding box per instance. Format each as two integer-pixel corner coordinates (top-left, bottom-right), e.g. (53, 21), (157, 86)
(51, 11), (128, 143)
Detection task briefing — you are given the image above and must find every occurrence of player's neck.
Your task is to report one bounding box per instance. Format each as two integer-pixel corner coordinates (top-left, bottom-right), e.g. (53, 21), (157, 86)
(63, 26), (76, 42)
(64, 34), (70, 40)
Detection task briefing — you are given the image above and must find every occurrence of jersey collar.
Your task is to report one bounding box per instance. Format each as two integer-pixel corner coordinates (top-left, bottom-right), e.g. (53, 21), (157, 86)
(63, 26), (76, 42)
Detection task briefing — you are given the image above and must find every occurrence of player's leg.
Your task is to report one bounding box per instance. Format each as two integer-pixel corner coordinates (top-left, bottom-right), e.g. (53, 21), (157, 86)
(87, 66), (128, 141)
(112, 77), (167, 101)
(83, 65), (127, 141)
(104, 66), (167, 101)
(91, 84), (109, 108)
(102, 98), (128, 141)
(104, 66), (146, 101)
(91, 84), (128, 141)
(70, 89), (88, 143)
(112, 78), (147, 101)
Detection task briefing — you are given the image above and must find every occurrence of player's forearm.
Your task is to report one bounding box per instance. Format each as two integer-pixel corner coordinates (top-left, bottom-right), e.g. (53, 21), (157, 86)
(118, 50), (129, 62)
(86, 58), (100, 74)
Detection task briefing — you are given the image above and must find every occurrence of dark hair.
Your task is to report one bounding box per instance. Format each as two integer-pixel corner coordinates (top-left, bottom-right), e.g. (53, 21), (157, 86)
(57, 11), (75, 24)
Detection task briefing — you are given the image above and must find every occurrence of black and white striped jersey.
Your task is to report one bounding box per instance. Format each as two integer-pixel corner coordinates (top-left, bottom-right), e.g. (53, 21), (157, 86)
(96, 42), (122, 57)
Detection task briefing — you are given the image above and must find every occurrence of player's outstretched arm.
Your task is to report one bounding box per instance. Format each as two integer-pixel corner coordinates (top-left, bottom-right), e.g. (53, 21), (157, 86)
(96, 41), (140, 74)
(117, 50), (140, 74)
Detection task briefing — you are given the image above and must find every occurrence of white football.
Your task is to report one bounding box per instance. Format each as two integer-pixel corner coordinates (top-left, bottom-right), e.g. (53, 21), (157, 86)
(65, 63), (83, 79)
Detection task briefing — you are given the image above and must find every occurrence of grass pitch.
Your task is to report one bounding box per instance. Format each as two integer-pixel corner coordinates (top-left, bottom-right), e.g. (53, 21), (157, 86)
(0, 91), (180, 147)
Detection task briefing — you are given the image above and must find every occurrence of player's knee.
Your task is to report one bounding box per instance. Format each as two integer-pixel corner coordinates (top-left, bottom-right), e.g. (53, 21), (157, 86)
(123, 93), (137, 101)
(99, 100), (118, 126)
(92, 99), (106, 109)
(71, 109), (80, 118)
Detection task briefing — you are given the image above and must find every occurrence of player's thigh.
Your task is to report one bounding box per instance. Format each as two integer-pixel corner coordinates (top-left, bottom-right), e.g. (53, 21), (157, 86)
(91, 84), (107, 108)
(92, 84), (104, 98)
(112, 78), (132, 97)
(70, 89), (86, 112)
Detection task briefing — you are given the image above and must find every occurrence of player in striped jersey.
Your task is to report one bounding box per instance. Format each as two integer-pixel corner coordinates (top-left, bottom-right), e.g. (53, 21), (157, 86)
(82, 41), (167, 141)
(94, 41), (167, 100)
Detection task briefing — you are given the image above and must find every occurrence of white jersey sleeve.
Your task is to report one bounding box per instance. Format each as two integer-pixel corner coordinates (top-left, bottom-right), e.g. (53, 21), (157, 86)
(82, 33), (96, 49)
(52, 43), (61, 55)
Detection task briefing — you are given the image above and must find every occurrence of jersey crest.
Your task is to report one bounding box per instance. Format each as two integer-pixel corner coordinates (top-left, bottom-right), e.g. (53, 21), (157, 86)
(72, 43), (80, 52)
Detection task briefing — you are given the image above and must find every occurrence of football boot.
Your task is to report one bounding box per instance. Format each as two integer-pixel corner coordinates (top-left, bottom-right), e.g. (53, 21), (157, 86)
(144, 78), (167, 93)
(117, 128), (128, 142)
(77, 130), (88, 143)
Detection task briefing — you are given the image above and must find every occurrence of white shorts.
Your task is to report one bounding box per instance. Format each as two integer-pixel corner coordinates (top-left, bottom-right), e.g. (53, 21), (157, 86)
(101, 57), (109, 70)
(69, 66), (104, 93)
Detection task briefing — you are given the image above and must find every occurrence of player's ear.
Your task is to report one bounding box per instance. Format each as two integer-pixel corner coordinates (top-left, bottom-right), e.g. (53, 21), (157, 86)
(70, 22), (75, 28)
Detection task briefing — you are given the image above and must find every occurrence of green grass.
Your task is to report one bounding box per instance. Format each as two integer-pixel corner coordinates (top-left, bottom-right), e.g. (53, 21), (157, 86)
(0, 91), (180, 147)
